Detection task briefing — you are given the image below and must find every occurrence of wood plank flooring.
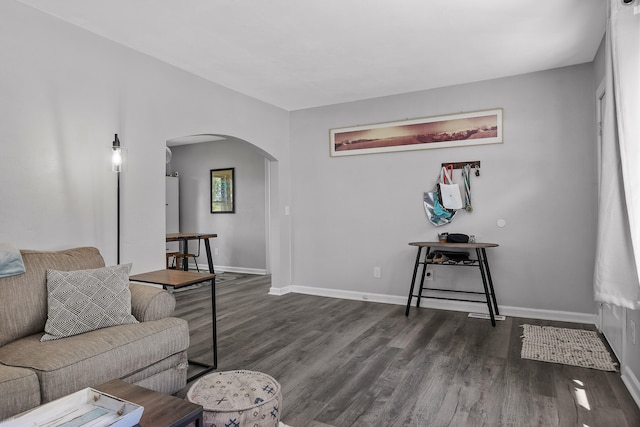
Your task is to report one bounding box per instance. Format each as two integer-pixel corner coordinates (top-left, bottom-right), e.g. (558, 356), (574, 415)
(173, 273), (640, 427)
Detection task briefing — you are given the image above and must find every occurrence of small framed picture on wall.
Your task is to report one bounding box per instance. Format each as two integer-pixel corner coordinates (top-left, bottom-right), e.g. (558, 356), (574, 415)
(210, 168), (235, 213)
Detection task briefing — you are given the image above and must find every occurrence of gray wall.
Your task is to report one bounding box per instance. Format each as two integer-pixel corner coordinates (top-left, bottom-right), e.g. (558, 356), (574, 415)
(0, 0), (602, 319)
(168, 140), (268, 272)
(0, 1), (291, 284)
(290, 63), (598, 319)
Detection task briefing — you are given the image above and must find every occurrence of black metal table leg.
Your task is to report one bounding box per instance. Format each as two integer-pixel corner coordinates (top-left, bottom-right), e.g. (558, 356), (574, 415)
(405, 247), (423, 316)
(186, 276), (217, 381)
(181, 238), (189, 271)
(481, 248), (499, 315)
(211, 276), (217, 369)
(203, 237), (215, 274)
(415, 247), (431, 310)
(475, 248), (496, 326)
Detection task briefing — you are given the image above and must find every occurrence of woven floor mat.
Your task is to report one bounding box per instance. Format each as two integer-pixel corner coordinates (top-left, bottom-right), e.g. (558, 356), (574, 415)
(520, 324), (617, 371)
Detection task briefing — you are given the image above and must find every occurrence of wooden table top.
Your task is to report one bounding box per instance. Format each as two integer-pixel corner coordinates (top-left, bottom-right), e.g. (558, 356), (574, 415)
(95, 379), (202, 427)
(166, 232), (218, 241)
(409, 241), (499, 249)
(130, 269), (216, 288)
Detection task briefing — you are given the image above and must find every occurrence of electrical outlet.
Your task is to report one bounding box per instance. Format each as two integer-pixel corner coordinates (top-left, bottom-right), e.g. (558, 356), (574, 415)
(425, 269), (434, 281)
(373, 267), (381, 278)
(214, 248), (219, 256)
(631, 320), (637, 345)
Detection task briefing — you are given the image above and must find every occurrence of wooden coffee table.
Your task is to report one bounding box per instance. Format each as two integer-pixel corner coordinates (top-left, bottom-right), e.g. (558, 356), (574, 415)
(95, 379), (203, 427)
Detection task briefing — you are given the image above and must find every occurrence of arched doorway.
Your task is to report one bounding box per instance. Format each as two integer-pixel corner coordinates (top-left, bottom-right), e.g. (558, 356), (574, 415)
(165, 134), (277, 277)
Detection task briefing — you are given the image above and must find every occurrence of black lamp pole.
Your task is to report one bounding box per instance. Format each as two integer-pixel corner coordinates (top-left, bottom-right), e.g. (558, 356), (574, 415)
(117, 164), (120, 265)
(113, 134), (121, 264)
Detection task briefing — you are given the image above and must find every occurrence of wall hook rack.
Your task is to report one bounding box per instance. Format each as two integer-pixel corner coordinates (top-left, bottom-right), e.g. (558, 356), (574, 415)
(441, 160), (481, 170)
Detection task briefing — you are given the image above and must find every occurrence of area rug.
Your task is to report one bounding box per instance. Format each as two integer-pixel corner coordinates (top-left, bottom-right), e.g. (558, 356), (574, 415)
(520, 324), (617, 371)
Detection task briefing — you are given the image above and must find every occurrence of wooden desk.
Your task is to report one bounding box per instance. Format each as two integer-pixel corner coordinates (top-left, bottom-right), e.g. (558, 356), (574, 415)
(405, 241), (500, 326)
(130, 269), (218, 380)
(95, 379), (203, 427)
(166, 233), (217, 273)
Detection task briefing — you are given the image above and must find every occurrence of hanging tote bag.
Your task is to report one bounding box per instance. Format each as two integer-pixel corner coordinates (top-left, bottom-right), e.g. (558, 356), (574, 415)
(424, 190), (457, 226)
(424, 168), (457, 227)
(438, 165), (463, 210)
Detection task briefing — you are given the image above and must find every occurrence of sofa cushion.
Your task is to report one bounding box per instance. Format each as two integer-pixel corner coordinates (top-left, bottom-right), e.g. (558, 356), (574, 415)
(0, 317), (189, 403)
(42, 263), (138, 341)
(0, 364), (40, 420)
(0, 247), (105, 347)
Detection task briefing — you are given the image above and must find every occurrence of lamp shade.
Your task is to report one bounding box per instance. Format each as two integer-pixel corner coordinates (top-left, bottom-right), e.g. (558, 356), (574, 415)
(112, 134), (122, 173)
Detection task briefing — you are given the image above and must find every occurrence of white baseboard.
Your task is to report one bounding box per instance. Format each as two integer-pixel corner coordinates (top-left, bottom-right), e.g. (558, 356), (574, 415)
(268, 286), (292, 296)
(288, 285), (407, 305)
(192, 263), (267, 275)
(267, 284), (596, 325)
(622, 365), (640, 409)
(499, 306), (596, 325)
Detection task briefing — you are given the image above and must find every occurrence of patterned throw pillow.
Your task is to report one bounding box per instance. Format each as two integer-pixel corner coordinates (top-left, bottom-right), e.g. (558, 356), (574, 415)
(41, 263), (138, 341)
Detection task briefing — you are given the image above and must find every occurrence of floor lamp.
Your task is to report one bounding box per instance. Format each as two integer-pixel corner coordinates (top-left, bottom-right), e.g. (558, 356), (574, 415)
(112, 134), (122, 264)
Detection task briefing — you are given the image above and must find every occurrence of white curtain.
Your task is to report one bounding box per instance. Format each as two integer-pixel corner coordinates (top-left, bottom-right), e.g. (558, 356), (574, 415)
(594, 1), (640, 309)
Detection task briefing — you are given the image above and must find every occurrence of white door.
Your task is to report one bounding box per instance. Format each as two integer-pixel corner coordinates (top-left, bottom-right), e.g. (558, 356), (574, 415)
(166, 176), (180, 252)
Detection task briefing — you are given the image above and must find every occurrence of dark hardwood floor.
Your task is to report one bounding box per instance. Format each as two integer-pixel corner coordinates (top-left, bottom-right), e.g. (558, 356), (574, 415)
(173, 273), (640, 427)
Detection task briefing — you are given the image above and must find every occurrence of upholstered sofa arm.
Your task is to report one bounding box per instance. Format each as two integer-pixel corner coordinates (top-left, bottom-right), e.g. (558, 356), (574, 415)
(129, 283), (176, 322)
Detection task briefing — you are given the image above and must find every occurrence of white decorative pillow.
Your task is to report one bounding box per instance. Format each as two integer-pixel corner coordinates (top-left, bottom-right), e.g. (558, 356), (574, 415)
(41, 263), (138, 341)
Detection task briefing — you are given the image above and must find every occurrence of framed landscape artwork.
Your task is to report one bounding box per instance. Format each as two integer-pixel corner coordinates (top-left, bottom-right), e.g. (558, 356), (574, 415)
(210, 168), (235, 213)
(330, 108), (503, 157)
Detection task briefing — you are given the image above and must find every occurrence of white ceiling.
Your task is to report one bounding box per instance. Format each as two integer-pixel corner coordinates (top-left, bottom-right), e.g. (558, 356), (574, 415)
(18, 0), (606, 111)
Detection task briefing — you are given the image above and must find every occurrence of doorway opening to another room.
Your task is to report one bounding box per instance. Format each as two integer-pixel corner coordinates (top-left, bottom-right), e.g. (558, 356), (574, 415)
(165, 134), (276, 277)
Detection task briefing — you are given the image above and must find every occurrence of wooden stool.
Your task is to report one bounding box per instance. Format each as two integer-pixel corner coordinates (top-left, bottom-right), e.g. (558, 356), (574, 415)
(165, 252), (180, 269)
(174, 253), (199, 272)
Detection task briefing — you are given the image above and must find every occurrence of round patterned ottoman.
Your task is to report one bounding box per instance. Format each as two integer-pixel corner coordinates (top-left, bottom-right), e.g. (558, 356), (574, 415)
(186, 370), (282, 427)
